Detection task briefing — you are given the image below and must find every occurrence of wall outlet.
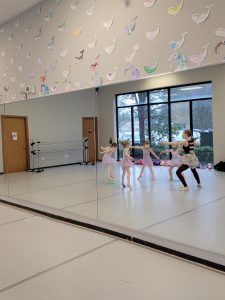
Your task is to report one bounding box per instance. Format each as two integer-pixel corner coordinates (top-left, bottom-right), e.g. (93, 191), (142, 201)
(25, 86), (31, 93)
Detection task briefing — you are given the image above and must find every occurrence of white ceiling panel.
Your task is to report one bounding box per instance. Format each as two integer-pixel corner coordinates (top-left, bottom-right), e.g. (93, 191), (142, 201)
(0, 0), (43, 25)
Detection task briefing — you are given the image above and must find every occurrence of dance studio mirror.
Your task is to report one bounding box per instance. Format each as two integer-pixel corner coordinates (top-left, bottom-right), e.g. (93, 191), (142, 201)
(2, 88), (99, 219)
(2, 63), (225, 259)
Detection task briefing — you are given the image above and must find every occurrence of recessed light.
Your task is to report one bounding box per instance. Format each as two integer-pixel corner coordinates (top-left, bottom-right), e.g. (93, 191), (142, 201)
(180, 86), (203, 91)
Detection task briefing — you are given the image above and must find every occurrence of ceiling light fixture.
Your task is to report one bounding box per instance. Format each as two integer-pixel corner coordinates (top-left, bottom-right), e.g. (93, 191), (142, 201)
(180, 86), (203, 91)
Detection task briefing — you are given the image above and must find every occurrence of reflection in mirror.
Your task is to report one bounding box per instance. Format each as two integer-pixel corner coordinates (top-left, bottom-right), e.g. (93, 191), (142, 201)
(2, 63), (225, 263)
(96, 64), (225, 258)
(3, 88), (98, 220)
(0, 103), (9, 195)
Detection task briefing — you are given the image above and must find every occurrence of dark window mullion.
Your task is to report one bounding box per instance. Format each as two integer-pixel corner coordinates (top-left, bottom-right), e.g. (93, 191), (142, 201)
(147, 92), (151, 141)
(168, 88), (172, 143)
(190, 101), (193, 132)
(131, 106), (134, 157)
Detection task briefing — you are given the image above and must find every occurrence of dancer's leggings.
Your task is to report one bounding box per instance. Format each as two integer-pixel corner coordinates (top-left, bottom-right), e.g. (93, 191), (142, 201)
(176, 164), (200, 187)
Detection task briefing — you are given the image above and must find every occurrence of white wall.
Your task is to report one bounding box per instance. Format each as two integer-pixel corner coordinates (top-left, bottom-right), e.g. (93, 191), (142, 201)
(97, 63), (225, 164)
(0, 88), (95, 171)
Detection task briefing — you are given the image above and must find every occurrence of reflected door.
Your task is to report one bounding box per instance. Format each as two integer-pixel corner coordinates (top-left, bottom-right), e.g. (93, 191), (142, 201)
(82, 117), (98, 162)
(1, 116), (29, 173)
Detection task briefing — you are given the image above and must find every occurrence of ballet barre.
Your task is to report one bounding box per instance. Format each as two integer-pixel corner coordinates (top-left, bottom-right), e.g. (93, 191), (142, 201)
(29, 138), (93, 172)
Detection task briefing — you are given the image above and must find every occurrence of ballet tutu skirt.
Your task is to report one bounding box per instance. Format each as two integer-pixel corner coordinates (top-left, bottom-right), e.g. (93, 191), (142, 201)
(181, 153), (199, 169)
(142, 149), (153, 167)
(102, 153), (116, 166)
(120, 157), (133, 168)
(170, 156), (181, 167)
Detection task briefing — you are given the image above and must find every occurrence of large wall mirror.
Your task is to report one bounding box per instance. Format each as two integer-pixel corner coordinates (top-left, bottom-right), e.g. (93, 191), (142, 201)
(1, 63), (225, 264)
(2, 88), (99, 220)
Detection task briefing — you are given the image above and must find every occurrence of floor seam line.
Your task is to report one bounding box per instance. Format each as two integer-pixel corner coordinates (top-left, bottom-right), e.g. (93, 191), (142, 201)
(141, 195), (225, 232)
(0, 239), (116, 294)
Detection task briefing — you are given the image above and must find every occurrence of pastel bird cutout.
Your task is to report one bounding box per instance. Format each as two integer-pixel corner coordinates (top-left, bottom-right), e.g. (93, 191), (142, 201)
(168, 32), (187, 49)
(125, 64), (140, 80)
(124, 16), (138, 35)
(124, 44), (139, 62)
(168, 0), (183, 16)
(145, 22), (160, 42)
(102, 14), (114, 29)
(74, 23), (82, 37)
(45, 10), (53, 22)
(168, 52), (188, 71)
(71, 0), (79, 10)
(58, 20), (66, 32)
(62, 66), (71, 78)
(38, 56), (45, 64)
(144, 58), (158, 74)
(143, 0), (156, 8)
(60, 45), (68, 57)
(192, 4), (214, 25)
(88, 34), (97, 48)
(40, 71), (47, 83)
(215, 40), (225, 54)
(190, 44), (209, 65)
(215, 27), (225, 38)
(106, 66), (118, 81)
(86, 0), (95, 16)
(105, 39), (118, 54)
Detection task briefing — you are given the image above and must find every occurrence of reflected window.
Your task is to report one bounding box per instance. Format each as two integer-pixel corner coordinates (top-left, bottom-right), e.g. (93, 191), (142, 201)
(116, 82), (213, 165)
(149, 89), (168, 103)
(171, 83), (212, 101)
(117, 92), (147, 107)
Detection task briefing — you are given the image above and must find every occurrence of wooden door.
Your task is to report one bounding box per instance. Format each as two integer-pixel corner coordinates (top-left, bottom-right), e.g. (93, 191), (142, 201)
(82, 117), (98, 162)
(2, 116), (29, 173)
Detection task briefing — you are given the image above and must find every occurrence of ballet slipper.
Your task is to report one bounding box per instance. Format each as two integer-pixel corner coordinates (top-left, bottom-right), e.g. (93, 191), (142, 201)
(127, 184), (132, 190)
(178, 186), (189, 191)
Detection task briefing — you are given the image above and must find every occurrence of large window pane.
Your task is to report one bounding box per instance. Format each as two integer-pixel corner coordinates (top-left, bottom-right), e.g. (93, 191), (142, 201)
(171, 83), (212, 101)
(171, 102), (190, 141)
(150, 104), (169, 154)
(149, 89), (168, 103)
(133, 106), (148, 158)
(117, 92), (147, 107)
(192, 100), (213, 165)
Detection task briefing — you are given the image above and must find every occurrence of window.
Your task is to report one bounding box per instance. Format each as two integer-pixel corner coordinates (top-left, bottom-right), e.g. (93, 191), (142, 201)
(116, 82), (213, 165)
(170, 83), (212, 101)
(149, 89), (168, 103)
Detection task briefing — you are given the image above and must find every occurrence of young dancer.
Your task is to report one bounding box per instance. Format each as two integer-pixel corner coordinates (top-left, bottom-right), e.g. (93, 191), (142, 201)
(100, 143), (117, 180)
(160, 145), (182, 180)
(120, 140), (134, 190)
(161, 129), (201, 191)
(133, 140), (160, 181)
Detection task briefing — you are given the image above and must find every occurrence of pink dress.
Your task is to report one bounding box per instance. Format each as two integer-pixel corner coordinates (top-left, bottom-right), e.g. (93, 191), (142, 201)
(102, 149), (116, 166)
(170, 149), (181, 167)
(142, 148), (153, 167)
(120, 148), (133, 168)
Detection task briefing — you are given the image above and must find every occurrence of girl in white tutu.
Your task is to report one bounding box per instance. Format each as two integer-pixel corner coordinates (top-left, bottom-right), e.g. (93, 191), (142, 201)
(160, 145), (182, 180)
(120, 140), (134, 190)
(100, 143), (117, 180)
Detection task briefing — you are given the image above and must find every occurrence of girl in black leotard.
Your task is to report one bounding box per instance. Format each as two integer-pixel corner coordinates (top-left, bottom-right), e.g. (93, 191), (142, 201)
(161, 129), (201, 191)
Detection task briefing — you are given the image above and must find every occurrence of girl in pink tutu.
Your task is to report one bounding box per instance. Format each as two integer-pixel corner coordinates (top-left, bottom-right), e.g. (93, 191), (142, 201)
(100, 143), (117, 180)
(160, 145), (182, 180)
(133, 140), (159, 181)
(120, 140), (134, 190)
